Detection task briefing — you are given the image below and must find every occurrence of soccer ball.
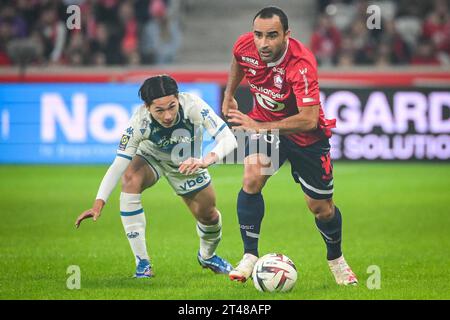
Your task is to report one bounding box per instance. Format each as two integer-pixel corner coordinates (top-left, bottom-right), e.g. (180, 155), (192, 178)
(252, 253), (297, 292)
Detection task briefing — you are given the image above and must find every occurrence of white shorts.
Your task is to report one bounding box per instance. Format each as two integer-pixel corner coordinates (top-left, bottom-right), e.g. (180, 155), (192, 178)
(136, 149), (211, 196)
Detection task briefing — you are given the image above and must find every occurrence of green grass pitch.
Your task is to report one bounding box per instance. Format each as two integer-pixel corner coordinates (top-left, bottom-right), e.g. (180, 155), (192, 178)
(0, 163), (449, 300)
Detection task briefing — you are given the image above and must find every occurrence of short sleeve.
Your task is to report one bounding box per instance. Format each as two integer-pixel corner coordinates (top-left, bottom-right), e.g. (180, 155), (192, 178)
(188, 95), (228, 139)
(232, 32), (253, 61)
(116, 109), (145, 160)
(290, 58), (321, 108)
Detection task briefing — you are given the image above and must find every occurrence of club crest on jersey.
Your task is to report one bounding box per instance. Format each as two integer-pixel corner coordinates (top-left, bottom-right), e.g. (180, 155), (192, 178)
(272, 67), (285, 75)
(274, 74), (283, 89)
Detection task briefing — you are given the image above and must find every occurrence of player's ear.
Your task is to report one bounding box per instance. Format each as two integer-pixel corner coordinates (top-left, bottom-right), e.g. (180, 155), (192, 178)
(285, 29), (291, 39)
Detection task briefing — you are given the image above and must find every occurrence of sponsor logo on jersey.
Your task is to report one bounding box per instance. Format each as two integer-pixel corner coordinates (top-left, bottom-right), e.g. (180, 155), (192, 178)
(242, 56), (259, 66)
(155, 135), (195, 149)
(118, 134), (130, 150)
(274, 74), (283, 89)
(179, 172), (210, 192)
(249, 83), (285, 99)
(254, 92), (286, 112)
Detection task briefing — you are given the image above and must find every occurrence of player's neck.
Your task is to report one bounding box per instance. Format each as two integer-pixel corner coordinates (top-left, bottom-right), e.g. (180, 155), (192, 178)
(267, 39), (289, 67)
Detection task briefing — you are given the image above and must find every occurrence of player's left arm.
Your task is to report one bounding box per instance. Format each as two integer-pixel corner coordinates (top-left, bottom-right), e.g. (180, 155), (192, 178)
(179, 97), (237, 175)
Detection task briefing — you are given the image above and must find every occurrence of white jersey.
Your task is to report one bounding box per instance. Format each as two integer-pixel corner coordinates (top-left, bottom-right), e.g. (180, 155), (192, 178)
(95, 92), (237, 202)
(117, 92), (228, 164)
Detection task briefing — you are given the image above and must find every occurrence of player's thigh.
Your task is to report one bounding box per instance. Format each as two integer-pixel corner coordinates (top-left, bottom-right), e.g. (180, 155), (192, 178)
(242, 154), (273, 193)
(181, 183), (218, 224)
(243, 132), (287, 193)
(122, 155), (158, 193)
(286, 137), (334, 202)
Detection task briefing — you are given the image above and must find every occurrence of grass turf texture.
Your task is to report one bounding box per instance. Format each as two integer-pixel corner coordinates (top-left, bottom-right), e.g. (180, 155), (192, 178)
(0, 163), (449, 300)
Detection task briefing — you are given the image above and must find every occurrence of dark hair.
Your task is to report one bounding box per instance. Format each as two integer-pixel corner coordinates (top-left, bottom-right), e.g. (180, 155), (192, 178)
(253, 6), (289, 32)
(138, 75), (179, 105)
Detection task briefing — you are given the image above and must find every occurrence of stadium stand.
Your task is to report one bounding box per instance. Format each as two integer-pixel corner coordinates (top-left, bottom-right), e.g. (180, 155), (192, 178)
(1, 0), (448, 66)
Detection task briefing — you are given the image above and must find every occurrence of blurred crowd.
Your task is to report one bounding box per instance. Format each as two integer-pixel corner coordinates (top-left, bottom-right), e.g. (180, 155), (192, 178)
(0, 0), (181, 66)
(1, 0), (449, 67)
(312, 0), (450, 66)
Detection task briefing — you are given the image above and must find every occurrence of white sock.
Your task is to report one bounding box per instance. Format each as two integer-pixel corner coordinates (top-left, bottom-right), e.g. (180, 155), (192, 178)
(196, 211), (222, 259)
(120, 192), (149, 265)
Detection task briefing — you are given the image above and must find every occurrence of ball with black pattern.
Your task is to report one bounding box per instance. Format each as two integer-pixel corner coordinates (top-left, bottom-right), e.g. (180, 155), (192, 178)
(252, 253), (298, 292)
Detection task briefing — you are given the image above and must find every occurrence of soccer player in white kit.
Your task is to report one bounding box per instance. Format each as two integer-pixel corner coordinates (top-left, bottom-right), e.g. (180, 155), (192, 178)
(75, 75), (237, 277)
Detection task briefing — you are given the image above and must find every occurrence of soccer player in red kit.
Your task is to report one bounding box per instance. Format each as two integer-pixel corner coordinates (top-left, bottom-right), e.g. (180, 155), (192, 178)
(223, 6), (358, 285)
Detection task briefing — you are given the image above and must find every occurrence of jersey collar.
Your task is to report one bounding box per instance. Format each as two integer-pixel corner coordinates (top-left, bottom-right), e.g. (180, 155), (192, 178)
(267, 39), (289, 67)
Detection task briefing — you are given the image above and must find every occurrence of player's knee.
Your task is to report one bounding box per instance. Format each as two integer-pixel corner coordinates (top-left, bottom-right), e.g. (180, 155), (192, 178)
(242, 169), (265, 193)
(196, 207), (219, 225)
(122, 170), (143, 192)
(307, 199), (334, 221)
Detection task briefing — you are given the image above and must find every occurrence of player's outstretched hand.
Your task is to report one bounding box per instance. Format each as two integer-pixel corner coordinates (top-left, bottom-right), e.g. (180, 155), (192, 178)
(222, 96), (238, 118)
(75, 199), (105, 228)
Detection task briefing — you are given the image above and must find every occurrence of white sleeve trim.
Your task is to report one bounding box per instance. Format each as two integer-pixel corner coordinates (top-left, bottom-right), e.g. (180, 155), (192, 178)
(209, 125), (237, 161)
(95, 156), (131, 202)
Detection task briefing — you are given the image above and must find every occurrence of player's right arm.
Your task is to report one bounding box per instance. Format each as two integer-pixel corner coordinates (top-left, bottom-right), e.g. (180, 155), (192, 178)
(74, 155), (131, 228)
(75, 113), (143, 228)
(222, 56), (244, 117)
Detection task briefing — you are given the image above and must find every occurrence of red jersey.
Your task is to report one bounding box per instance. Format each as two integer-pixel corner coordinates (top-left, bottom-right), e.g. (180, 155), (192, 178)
(233, 32), (335, 147)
